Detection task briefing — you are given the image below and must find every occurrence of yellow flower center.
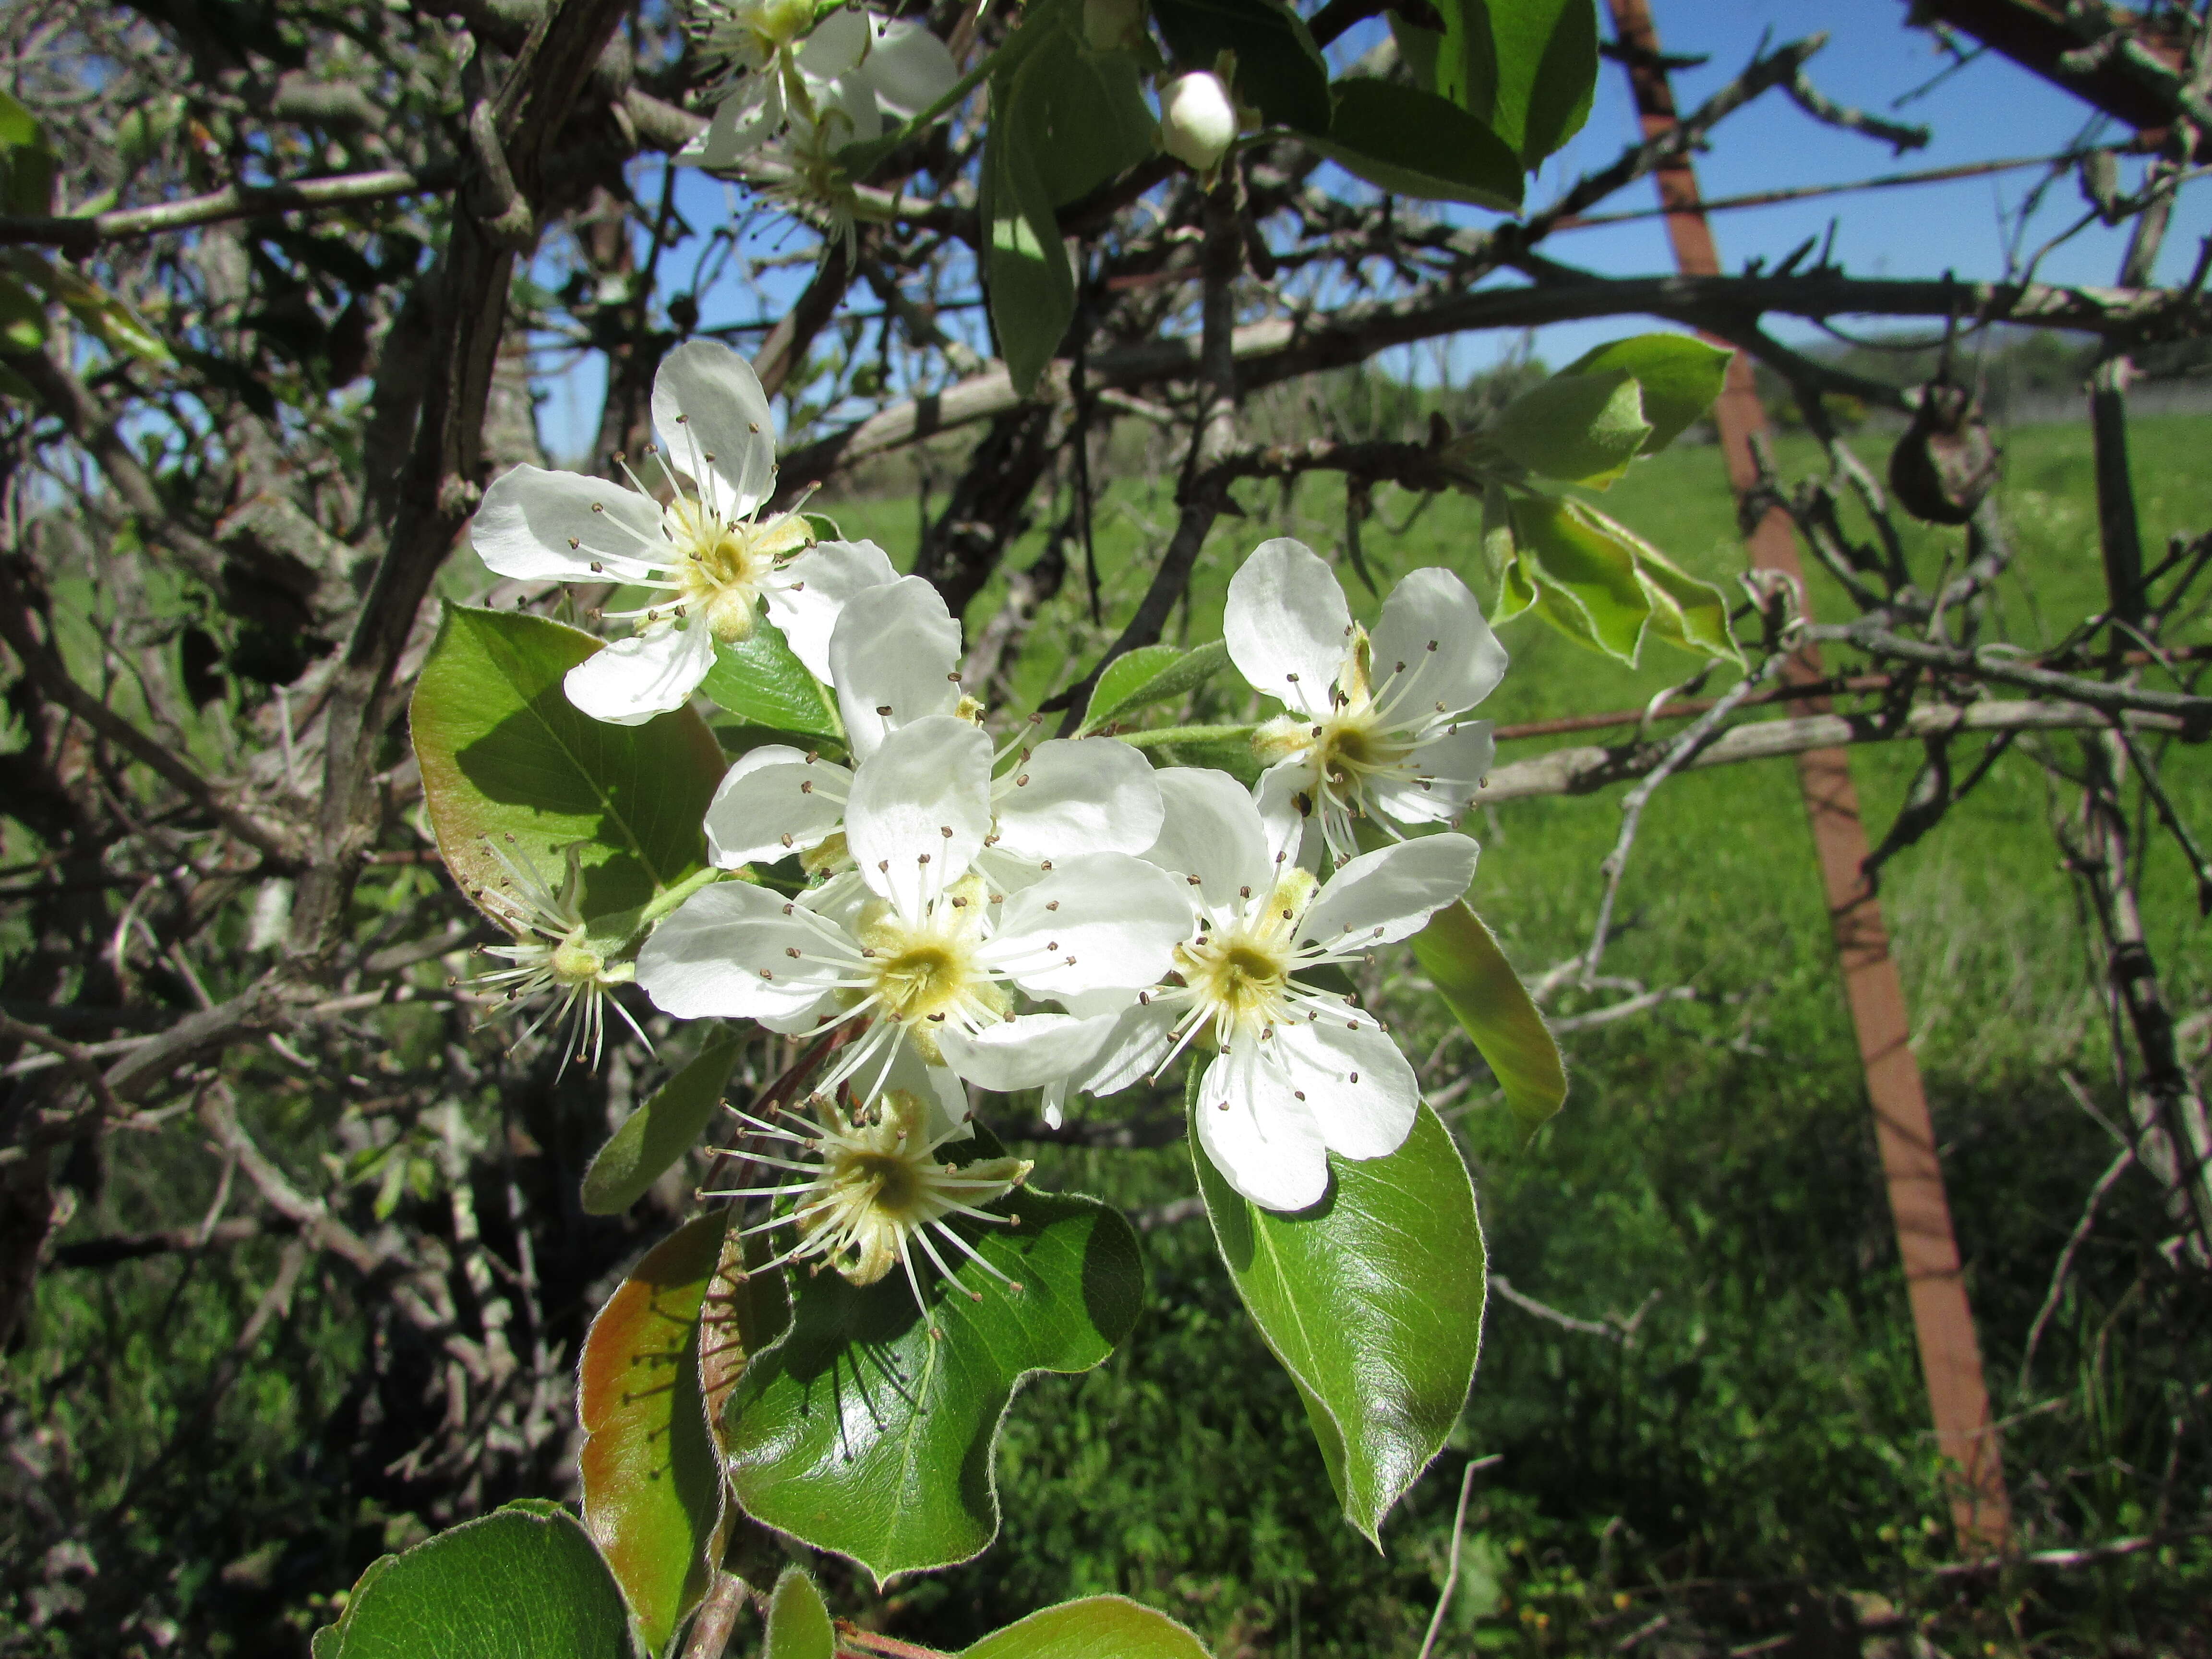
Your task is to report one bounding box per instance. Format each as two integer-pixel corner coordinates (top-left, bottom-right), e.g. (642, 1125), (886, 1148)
(797, 1092), (1033, 1288)
(549, 933), (605, 986)
(853, 879), (1008, 1062)
(1174, 868), (1315, 1045)
(665, 497), (815, 644)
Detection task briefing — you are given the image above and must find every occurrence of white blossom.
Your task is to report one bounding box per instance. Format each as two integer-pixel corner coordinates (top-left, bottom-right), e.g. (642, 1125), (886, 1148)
(635, 715), (1192, 1116)
(701, 1088), (1032, 1335)
(945, 769), (1479, 1211)
(471, 339), (895, 725)
(682, 7), (958, 173)
(1227, 537), (1507, 867)
(699, 576), (1165, 886)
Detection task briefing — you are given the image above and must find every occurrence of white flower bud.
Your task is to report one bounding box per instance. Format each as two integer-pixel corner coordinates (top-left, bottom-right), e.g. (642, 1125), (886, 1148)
(1083, 0), (1144, 53)
(1159, 71), (1237, 172)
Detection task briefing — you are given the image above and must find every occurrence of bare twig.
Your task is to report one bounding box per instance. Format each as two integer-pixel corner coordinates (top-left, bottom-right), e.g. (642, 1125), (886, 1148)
(1418, 1455), (1503, 1659)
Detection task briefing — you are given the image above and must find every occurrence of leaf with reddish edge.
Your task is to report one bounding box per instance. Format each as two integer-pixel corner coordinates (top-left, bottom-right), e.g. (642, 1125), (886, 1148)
(577, 1213), (729, 1654)
(700, 1204), (793, 1463)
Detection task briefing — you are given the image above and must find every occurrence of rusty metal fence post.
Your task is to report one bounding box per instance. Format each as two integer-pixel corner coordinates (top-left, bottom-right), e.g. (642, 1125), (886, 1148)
(1601, 0), (2012, 1551)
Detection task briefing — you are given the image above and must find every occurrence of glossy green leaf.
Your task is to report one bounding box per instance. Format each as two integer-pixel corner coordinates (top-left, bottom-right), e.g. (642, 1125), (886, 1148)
(1080, 639), (1230, 733)
(1504, 495), (1648, 664)
(578, 1215), (728, 1653)
(1491, 369), (1650, 486)
(410, 606), (725, 924)
(965, 1596), (1214, 1659)
(1409, 900), (1565, 1140)
(1152, 0), (1332, 133)
(1435, 0), (1598, 165)
(697, 619), (842, 748)
(763, 1568), (835, 1659)
(723, 1158), (1143, 1584)
(1307, 80), (1522, 210)
(983, 57), (1076, 397)
(311, 1502), (633, 1659)
(1190, 1090), (1486, 1542)
(1557, 335), (1731, 454)
(583, 1038), (745, 1216)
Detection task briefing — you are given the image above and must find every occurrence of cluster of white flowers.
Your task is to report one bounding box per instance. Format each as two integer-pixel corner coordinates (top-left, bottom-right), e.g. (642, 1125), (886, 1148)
(467, 341), (1508, 1314)
(676, 0), (957, 249)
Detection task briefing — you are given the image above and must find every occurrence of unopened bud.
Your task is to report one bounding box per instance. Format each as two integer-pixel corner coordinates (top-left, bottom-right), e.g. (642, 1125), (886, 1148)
(1159, 71), (1236, 172)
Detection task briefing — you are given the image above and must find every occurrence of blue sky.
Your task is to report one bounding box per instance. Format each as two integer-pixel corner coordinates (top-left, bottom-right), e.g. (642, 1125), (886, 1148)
(535, 0), (2204, 455)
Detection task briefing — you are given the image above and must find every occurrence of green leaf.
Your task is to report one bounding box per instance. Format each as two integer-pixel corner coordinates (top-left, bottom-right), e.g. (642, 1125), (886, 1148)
(1491, 369), (1650, 486)
(696, 619), (843, 748)
(312, 1502), (634, 1659)
(1503, 495), (1649, 664)
(410, 606), (726, 925)
(1557, 335), (1731, 454)
(723, 1158), (1144, 1583)
(1190, 1090), (1485, 1542)
(982, 67), (1076, 398)
(1307, 80), (1523, 210)
(1408, 901), (1565, 1141)
(1435, 0), (1597, 165)
(0, 272), (45, 354)
(1023, 25), (1160, 207)
(763, 1568), (836, 1659)
(1113, 722), (1262, 783)
(965, 1596), (1215, 1659)
(578, 1216), (729, 1653)
(583, 1038), (745, 1216)
(1151, 0), (1332, 133)
(9, 250), (171, 366)
(1080, 638), (1230, 733)
(1388, 12), (1445, 91)
(0, 89), (55, 217)
(1616, 526), (1742, 663)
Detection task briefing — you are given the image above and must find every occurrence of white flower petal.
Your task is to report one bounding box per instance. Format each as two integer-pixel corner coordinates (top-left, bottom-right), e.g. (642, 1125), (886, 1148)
(635, 882), (848, 1020)
(1364, 723), (1497, 826)
(844, 714), (992, 915)
(684, 76), (783, 167)
(881, 1039), (971, 1141)
(989, 853), (1191, 997)
(937, 1013), (1109, 1092)
(992, 737), (1165, 864)
(651, 339), (777, 522)
(1275, 1019), (1419, 1163)
(863, 19), (959, 115)
(1224, 538), (1350, 719)
(703, 745), (853, 868)
(1296, 832), (1479, 950)
(1251, 758), (1325, 872)
(762, 538), (899, 682)
(797, 6), (871, 80)
(1079, 1003), (1180, 1099)
(473, 465), (666, 581)
(1370, 567), (1508, 722)
(830, 576), (962, 759)
(1144, 768), (1274, 910)
(1195, 1043), (1330, 1211)
(563, 623), (716, 725)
